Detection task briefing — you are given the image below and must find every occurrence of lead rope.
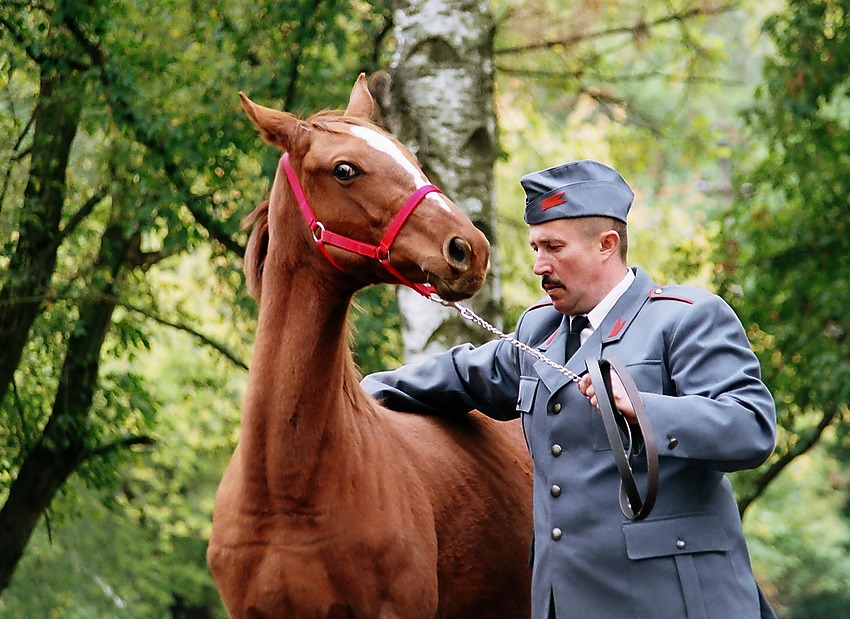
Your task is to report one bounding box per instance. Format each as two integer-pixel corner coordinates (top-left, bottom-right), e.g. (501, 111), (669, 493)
(429, 296), (582, 383)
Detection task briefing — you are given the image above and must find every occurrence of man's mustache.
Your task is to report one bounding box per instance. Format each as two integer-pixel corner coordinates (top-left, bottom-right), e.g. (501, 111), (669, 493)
(542, 275), (564, 289)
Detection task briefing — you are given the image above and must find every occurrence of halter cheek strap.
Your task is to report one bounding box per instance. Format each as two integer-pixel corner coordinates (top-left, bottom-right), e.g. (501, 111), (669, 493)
(281, 152), (440, 297)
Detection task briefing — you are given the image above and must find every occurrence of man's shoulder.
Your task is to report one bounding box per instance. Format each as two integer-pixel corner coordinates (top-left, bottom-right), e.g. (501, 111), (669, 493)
(641, 283), (737, 326)
(515, 298), (563, 344)
(645, 283), (715, 306)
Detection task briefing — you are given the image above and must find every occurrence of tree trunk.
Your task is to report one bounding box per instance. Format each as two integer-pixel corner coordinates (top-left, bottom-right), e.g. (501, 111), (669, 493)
(382, 0), (502, 361)
(0, 213), (134, 593)
(0, 65), (84, 406)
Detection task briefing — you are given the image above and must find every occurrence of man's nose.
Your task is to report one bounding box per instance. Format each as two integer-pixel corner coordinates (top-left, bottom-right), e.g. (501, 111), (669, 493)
(533, 254), (551, 276)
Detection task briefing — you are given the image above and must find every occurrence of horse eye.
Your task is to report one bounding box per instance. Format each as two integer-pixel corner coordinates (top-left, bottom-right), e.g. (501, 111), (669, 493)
(333, 162), (360, 181)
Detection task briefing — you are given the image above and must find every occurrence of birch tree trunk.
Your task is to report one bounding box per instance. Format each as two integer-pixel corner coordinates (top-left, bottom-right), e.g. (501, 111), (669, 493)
(378, 0), (502, 363)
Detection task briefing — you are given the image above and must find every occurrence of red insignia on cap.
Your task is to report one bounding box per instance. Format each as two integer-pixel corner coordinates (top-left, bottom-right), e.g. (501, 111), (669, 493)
(541, 192), (567, 211)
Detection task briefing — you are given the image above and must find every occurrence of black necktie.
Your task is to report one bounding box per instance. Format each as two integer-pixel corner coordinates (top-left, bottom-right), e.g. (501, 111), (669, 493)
(565, 315), (589, 362)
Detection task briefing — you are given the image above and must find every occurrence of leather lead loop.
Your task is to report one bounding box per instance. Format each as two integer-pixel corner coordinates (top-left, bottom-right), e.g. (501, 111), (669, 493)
(585, 356), (659, 520)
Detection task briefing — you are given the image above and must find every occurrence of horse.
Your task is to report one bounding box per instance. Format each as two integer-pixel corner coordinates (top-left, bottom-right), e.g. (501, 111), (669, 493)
(207, 74), (533, 619)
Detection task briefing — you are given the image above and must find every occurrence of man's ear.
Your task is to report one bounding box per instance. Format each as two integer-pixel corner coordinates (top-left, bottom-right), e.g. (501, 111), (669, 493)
(599, 229), (621, 258)
(239, 92), (302, 152)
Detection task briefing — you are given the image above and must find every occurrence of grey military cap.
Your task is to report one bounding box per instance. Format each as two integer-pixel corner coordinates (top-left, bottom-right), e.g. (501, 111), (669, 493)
(521, 160), (634, 225)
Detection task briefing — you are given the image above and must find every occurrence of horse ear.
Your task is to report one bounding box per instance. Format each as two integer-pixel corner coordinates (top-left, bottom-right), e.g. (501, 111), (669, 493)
(344, 73), (375, 120)
(239, 92), (301, 151)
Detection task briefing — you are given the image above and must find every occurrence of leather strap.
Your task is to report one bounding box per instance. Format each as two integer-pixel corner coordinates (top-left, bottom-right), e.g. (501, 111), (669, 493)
(585, 356), (659, 520)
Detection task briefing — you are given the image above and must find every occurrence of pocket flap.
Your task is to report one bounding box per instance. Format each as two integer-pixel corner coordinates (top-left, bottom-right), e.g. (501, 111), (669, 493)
(516, 376), (539, 414)
(623, 513), (732, 560)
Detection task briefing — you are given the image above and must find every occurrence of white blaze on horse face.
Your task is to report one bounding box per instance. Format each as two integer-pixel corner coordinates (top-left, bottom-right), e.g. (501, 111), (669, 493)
(349, 125), (452, 213)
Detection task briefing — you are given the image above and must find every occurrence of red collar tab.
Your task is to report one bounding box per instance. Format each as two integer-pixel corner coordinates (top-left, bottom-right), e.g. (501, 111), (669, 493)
(282, 152), (441, 297)
(607, 317), (627, 338)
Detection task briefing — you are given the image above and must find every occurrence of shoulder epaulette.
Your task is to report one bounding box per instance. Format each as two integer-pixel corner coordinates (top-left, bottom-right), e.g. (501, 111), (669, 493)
(526, 298), (554, 312)
(647, 286), (694, 304)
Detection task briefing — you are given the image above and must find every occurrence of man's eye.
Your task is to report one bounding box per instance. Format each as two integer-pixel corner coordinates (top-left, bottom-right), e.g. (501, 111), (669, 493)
(333, 162), (360, 181)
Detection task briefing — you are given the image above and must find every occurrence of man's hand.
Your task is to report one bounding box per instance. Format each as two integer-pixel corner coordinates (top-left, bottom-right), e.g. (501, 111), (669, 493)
(578, 371), (637, 424)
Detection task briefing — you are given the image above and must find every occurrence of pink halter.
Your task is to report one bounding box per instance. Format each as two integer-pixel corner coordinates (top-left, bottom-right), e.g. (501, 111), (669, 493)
(281, 152), (440, 297)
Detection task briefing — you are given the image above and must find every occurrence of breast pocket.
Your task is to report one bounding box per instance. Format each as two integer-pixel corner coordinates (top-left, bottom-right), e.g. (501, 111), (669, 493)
(592, 360), (662, 451)
(517, 376), (539, 456)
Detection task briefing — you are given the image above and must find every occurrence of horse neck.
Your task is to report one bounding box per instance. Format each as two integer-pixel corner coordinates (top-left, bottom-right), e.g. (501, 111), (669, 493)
(239, 242), (368, 508)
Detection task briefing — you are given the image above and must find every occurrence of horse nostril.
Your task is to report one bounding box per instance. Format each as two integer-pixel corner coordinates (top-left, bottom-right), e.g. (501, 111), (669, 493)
(446, 236), (470, 270)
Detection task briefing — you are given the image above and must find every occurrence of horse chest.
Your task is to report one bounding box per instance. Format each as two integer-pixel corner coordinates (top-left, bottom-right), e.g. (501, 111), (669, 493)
(209, 515), (439, 619)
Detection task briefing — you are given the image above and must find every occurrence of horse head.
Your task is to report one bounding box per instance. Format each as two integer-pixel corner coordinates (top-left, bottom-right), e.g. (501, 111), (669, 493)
(239, 74), (490, 302)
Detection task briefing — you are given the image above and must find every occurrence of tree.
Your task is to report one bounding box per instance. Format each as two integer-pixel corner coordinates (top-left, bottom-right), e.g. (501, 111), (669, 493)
(0, 0), (394, 603)
(490, 0), (752, 323)
(377, 0), (503, 362)
(712, 0), (850, 516)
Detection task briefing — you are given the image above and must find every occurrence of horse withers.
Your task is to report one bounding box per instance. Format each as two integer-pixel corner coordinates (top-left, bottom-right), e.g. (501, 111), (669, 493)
(207, 74), (532, 619)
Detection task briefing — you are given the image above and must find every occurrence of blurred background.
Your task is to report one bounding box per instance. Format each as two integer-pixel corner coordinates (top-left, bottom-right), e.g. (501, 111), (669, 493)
(1, 0), (848, 616)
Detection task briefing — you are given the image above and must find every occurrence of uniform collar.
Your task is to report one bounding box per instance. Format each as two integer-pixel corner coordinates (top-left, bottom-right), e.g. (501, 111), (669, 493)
(536, 268), (655, 394)
(586, 268), (635, 334)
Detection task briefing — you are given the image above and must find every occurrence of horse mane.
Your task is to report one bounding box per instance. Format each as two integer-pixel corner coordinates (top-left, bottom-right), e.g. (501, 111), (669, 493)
(307, 109), (377, 133)
(242, 200), (269, 301)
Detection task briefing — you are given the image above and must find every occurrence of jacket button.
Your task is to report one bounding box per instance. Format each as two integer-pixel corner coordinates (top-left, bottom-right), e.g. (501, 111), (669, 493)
(668, 436), (679, 450)
(551, 527), (563, 541)
(552, 402), (562, 414)
(676, 538), (686, 550)
(551, 444), (562, 457)
(550, 484), (562, 497)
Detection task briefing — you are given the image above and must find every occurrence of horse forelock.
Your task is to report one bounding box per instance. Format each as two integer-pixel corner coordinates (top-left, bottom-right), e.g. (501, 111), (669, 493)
(305, 110), (385, 135)
(242, 200), (270, 301)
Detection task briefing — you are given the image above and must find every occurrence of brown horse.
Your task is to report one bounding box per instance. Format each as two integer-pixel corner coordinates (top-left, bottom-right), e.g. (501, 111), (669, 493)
(207, 74), (532, 619)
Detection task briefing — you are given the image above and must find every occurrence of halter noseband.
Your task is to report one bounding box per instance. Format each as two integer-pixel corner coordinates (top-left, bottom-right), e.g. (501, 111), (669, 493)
(282, 152), (439, 297)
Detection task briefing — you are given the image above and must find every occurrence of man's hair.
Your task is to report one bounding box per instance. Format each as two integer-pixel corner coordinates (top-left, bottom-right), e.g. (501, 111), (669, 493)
(578, 217), (628, 263)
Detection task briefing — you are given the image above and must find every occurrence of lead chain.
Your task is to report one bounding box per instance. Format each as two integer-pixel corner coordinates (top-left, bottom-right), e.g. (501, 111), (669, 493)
(431, 296), (581, 383)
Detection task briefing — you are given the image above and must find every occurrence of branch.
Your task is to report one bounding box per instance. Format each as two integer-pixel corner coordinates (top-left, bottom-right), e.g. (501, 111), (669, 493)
(283, 0), (325, 111)
(61, 11), (104, 66)
(83, 435), (156, 461)
(737, 404), (839, 519)
(495, 4), (739, 55)
(58, 188), (108, 240)
(12, 108), (36, 153)
(0, 107), (35, 212)
(118, 299), (249, 371)
(61, 11), (246, 257)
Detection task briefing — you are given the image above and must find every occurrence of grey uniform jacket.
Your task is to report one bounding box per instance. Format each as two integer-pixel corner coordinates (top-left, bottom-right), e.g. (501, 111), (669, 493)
(362, 267), (777, 619)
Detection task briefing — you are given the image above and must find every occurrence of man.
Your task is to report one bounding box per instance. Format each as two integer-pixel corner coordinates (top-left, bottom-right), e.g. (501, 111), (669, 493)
(362, 160), (777, 619)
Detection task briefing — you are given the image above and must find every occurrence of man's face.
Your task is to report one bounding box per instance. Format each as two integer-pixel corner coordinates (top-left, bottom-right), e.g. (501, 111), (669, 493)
(528, 218), (605, 316)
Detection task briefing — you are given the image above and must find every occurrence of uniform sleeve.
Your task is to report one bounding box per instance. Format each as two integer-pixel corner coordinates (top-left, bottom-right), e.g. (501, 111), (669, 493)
(360, 336), (522, 422)
(642, 294), (777, 471)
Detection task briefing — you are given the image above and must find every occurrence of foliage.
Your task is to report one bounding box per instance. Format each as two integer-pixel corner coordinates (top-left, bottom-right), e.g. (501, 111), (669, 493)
(743, 440), (850, 617)
(491, 0), (770, 326)
(351, 286), (405, 374)
(712, 0), (850, 512)
(3, 0), (850, 613)
(0, 0), (396, 611)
